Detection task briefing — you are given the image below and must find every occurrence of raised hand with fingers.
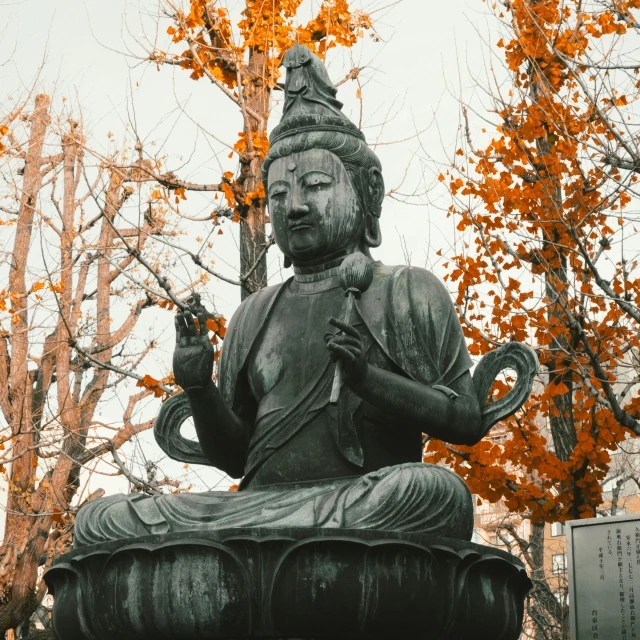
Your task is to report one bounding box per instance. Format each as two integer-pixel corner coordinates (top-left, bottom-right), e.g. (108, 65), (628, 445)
(173, 310), (215, 391)
(325, 317), (369, 387)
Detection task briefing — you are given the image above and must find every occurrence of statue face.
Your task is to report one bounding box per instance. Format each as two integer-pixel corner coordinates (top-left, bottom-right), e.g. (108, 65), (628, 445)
(267, 149), (362, 265)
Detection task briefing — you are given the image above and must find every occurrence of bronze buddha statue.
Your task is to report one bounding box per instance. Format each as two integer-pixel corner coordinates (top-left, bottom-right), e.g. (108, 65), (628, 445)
(74, 44), (536, 548)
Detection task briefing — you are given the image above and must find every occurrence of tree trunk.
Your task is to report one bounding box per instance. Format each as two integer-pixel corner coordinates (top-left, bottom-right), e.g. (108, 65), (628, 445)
(530, 73), (581, 517)
(528, 521), (547, 639)
(526, 520), (570, 639)
(545, 253), (579, 467)
(239, 49), (270, 299)
(0, 94), (52, 633)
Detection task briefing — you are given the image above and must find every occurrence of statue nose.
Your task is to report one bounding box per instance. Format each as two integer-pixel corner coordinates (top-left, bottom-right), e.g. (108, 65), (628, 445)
(288, 189), (310, 218)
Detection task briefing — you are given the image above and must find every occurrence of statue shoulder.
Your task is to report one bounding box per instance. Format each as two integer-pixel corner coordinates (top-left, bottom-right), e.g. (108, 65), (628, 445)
(373, 263), (453, 304)
(227, 281), (288, 330)
(372, 264), (471, 387)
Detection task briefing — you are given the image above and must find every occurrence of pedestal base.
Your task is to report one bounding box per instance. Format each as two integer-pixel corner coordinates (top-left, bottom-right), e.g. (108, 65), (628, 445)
(45, 527), (531, 639)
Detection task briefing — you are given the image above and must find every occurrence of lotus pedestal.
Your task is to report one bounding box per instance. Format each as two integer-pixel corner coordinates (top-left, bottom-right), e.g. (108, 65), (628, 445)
(45, 527), (531, 639)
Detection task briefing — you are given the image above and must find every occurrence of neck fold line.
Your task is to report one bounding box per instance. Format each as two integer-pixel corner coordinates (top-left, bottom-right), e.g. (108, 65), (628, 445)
(292, 255), (345, 282)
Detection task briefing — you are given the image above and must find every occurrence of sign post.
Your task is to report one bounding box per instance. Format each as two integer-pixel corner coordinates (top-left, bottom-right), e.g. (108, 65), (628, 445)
(567, 513), (640, 639)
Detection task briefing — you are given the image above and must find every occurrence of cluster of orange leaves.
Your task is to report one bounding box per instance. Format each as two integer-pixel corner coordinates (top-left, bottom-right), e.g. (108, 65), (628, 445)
(427, 0), (640, 521)
(0, 281), (65, 326)
(220, 166), (267, 222)
(164, 0), (372, 211)
(0, 124), (8, 155)
(233, 130), (270, 160)
(220, 171), (241, 222)
(167, 0), (372, 92)
(238, 0), (372, 62)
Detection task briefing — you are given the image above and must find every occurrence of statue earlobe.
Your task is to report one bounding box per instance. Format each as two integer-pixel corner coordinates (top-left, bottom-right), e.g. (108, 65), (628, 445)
(284, 256), (292, 268)
(364, 216), (382, 248)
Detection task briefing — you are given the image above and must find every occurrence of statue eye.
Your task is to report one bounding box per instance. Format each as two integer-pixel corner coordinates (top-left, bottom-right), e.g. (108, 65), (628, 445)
(302, 174), (333, 190)
(269, 185), (289, 198)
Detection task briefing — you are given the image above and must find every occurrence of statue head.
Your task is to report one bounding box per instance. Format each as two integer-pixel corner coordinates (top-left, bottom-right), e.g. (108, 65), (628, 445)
(263, 44), (385, 269)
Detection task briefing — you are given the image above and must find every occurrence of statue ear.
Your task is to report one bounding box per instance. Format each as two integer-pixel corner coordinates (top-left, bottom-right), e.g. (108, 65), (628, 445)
(367, 167), (385, 216)
(363, 167), (383, 248)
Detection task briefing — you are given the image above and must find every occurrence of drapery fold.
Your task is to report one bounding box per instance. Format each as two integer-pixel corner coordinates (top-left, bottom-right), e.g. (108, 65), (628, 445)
(74, 463), (473, 548)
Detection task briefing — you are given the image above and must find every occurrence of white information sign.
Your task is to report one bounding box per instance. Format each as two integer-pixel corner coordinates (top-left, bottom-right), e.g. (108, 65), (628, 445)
(568, 513), (640, 640)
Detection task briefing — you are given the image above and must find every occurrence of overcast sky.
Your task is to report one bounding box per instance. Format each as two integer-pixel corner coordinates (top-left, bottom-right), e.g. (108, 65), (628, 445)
(0, 0), (497, 284)
(0, 0), (499, 500)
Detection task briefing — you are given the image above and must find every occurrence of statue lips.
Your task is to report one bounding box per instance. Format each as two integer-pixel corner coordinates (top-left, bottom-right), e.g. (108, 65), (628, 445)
(288, 221), (314, 232)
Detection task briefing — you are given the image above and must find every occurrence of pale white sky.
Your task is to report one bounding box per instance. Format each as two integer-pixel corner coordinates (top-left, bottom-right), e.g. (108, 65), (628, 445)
(0, 0), (499, 501)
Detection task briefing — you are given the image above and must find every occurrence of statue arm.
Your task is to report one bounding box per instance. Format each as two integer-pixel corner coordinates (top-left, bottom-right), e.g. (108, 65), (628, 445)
(326, 315), (482, 446)
(184, 381), (251, 479)
(350, 367), (483, 446)
(331, 266), (482, 445)
(173, 310), (253, 479)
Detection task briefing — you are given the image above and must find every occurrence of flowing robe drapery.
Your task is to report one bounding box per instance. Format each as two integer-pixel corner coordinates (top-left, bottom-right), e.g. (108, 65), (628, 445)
(74, 264), (476, 548)
(219, 263), (473, 482)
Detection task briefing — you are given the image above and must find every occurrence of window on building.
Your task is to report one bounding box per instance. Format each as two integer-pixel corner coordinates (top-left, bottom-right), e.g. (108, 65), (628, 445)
(552, 553), (567, 574)
(551, 522), (565, 537)
(491, 531), (515, 547)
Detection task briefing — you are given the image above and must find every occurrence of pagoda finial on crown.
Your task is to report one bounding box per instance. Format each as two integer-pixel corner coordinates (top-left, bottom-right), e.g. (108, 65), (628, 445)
(281, 44), (344, 118)
(270, 44), (366, 147)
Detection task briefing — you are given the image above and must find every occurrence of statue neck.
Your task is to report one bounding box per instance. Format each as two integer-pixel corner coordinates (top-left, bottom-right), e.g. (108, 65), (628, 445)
(292, 255), (345, 283)
(291, 245), (373, 282)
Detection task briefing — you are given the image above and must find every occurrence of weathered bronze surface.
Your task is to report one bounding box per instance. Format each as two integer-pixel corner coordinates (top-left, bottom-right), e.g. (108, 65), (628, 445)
(46, 527), (531, 640)
(48, 43), (537, 639)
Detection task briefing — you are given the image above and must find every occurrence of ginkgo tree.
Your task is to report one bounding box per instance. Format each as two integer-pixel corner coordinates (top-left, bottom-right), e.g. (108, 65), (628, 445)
(134, 0), (378, 298)
(429, 0), (640, 635)
(0, 92), (230, 636)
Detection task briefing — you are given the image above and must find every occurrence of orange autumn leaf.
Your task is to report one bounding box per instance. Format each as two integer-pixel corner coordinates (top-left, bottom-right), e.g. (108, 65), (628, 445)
(549, 382), (570, 397)
(49, 280), (65, 294)
(30, 282), (45, 293)
(143, 374), (159, 387)
(136, 374), (164, 398)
